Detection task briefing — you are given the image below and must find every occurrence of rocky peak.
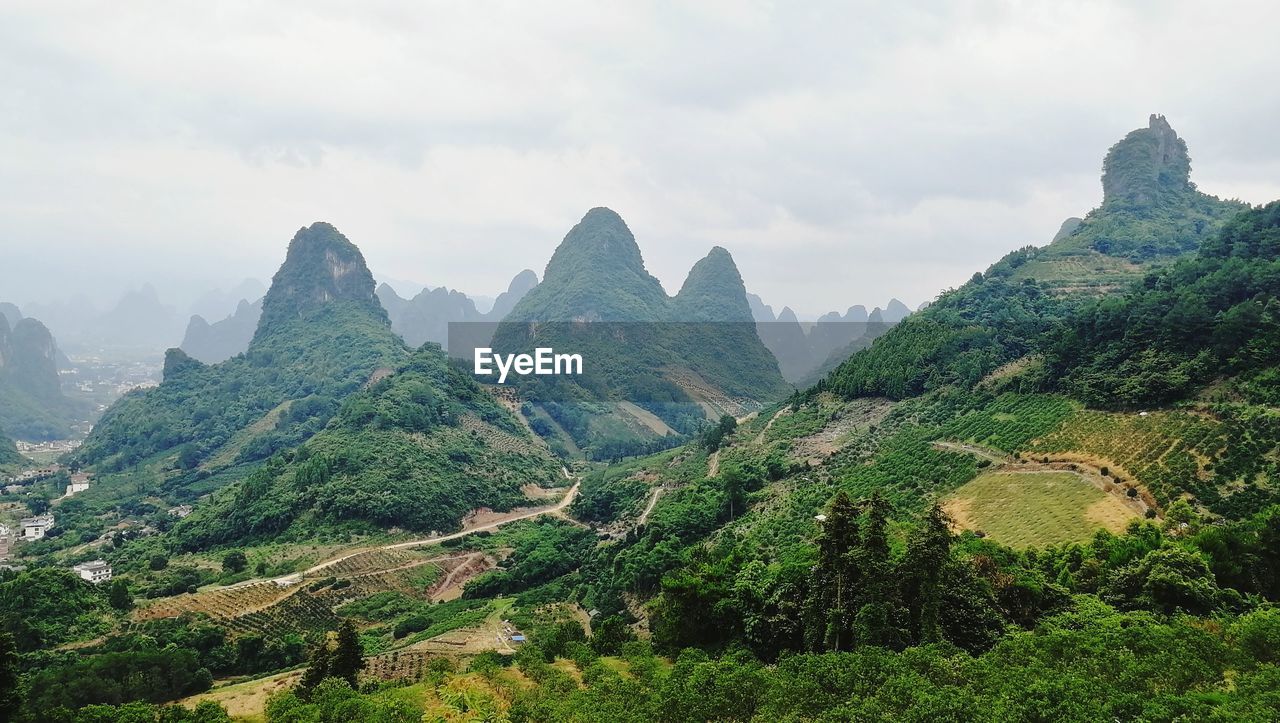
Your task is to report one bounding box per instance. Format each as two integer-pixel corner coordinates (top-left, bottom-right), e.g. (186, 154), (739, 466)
(1101, 113), (1193, 206)
(542, 207), (648, 284)
(672, 246), (754, 322)
(255, 222), (385, 339)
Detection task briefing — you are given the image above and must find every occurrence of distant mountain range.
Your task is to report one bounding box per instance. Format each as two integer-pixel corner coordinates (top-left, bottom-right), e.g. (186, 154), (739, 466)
(747, 294), (913, 383)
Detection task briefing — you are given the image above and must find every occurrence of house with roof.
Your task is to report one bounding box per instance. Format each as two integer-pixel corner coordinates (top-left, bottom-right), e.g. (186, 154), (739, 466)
(20, 514), (54, 540)
(73, 559), (112, 583)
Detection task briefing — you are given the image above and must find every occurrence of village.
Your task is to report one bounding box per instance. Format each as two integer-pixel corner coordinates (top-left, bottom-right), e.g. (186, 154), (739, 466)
(0, 460), (119, 583)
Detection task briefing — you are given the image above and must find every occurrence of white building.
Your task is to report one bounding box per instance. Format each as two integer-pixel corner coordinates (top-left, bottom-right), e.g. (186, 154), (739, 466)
(20, 514), (54, 540)
(167, 505), (193, 518)
(73, 559), (112, 583)
(65, 480), (90, 497)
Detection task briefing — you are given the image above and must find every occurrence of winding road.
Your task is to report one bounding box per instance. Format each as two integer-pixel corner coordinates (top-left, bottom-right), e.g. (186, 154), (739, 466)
(275, 475), (579, 583)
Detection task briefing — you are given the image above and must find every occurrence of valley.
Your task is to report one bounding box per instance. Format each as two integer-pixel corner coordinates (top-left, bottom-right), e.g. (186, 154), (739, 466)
(3, 112), (1280, 722)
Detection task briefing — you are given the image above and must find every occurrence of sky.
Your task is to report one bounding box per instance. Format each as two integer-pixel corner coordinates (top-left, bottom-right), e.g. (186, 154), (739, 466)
(3, 1), (1280, 319)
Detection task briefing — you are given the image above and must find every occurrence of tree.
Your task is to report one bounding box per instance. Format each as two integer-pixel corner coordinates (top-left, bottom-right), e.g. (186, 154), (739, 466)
(701, 414), (738, 451)
(329, 619), (364, 688)
(902, 502), (953, 643)
(806, 492), (859, 651)
(149, 554), (169, 571)
(297, 642), (331, 697)
(108, 578), (133, 611)
(222, 550), (248, 574)
(590, 616), (637, 655)
(0, 631), (20, 721)
(721, 462), (749, 520)
(853, 491), (905, 649)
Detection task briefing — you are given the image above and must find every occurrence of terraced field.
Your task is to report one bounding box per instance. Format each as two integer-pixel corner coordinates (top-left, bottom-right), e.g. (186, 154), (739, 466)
(944, 470), (1141, 548)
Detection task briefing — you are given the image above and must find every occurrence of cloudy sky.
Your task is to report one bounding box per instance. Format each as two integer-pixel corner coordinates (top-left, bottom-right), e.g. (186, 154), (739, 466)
(3, 1), (1280, 318)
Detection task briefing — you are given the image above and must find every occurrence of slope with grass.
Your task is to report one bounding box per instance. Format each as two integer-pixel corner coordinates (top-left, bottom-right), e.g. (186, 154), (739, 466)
(944, 470), (1141, 548)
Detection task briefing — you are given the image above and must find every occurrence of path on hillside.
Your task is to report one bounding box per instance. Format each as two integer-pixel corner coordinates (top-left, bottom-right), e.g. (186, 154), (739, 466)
(277, 472), (578, 583)
(755, 407), (790, 444)
(636, 487), (663, 527)
(932, 440), (1010, 465)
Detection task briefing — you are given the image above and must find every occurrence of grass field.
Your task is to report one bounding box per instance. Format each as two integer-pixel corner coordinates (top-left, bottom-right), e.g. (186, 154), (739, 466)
(944, 471), (1140, 548)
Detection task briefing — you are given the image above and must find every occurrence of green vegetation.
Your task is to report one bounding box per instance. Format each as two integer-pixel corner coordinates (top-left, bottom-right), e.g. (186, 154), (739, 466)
(1046, 201), (1280, 408)
(0, 429), (22, 471)
(819, 118), (1246, 403)
(169, 346), (560, 548)
(496, 208), (789, 459)
(945, 471), (1139, 548)
(75, 223), (407, 481)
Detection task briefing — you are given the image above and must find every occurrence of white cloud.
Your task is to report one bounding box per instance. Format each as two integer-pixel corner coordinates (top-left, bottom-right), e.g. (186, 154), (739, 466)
(2, 0), (1279, 315)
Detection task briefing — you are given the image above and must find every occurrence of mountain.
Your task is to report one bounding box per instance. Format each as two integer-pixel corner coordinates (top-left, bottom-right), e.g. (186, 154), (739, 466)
(179, 297), (263, 363)
(670, 246), (755, 322)
(746, 297), (912, 385)
(187, 279), (267, 323)
(171, 344), (562, 548)
(493, 208), (789, 458)
(0, 315), (84, 439)
(1007, 114), (1246, 294)
(486, 269), (539, 320)
(91, 284), (186, 349)
(377, 270), (538, 350)
(822, 115), (1245, 399)
(746, 293), (775, 323)
(378, 284), (482, 348)
(74, 222), (408, 485)
(0, 302), (21, 328)
(506, 208), (669, 322)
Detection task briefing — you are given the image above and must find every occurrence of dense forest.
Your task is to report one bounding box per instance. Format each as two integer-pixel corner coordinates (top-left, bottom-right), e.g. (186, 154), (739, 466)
(1046, 201), (1280, 407)
(168, 345), (563, 549)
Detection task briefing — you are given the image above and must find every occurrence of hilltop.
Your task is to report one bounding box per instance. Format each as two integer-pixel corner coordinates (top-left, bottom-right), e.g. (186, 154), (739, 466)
(493, 208), (789, 458)
(74, 222), (408, 486)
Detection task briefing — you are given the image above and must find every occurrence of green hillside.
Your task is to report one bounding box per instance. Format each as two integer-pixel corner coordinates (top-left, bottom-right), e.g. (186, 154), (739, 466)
(171, 346), (562, 549)
(0, 429), (22, 471)
(495, 208), (789, 459)
(1045, 200), (1280, 408)
(74, 222), (409, 482)
(819, 116), (1246, 401)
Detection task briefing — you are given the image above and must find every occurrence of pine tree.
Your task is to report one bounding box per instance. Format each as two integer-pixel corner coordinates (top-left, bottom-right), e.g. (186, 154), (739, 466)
(297, 641), (331, 697)
(329, 619), (365, 688)
(902, 501), (953, 644)
(853, 491), (905, 648)
(806, 491), (860, 651)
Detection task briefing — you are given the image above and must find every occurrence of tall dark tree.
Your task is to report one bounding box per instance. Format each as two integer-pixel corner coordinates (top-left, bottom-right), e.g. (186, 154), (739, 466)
(107, 578), (133, 612)
(902, 502), (954, 643)
(853, 491), (906, 649)
(297, 642), (331, 697)
(806, 491), (859, 651)
(329, 619), (365, 688)
(222, 550), (248, 574)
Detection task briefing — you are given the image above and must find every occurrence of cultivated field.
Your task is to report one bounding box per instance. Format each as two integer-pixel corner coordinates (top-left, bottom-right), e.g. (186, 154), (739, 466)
(944, 470), (1140, 548)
